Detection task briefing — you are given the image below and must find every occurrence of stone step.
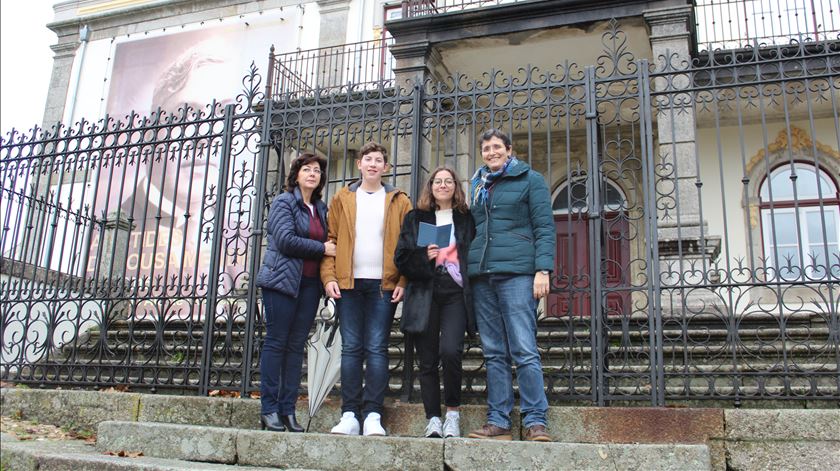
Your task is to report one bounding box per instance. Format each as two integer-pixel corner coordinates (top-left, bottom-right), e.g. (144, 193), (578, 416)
(0, 437), (283, 471)
(75, 320), (830, 343)
(94, 420), (712, 471)
(56, 334), (833, 362)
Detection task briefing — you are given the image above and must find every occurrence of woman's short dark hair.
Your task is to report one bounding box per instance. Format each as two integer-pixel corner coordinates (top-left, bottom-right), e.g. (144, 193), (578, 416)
(417, 167), (469, 213)
(286, 153), (328, 201)
(480, 128), (512, 150)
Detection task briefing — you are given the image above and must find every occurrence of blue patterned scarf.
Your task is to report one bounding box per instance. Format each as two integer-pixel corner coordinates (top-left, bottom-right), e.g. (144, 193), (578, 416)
(471, 157), (517, 205)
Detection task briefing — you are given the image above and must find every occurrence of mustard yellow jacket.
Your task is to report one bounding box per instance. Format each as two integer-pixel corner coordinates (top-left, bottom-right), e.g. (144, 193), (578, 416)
(320, 180), (412, 290)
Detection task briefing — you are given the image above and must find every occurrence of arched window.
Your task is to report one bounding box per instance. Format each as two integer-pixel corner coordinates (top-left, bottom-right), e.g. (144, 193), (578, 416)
(760, 163), (840, 280)
(553, 176), (625, 213)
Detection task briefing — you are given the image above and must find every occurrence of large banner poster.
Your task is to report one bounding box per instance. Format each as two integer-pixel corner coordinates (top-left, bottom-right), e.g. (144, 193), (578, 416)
(87, 17), (293, 293)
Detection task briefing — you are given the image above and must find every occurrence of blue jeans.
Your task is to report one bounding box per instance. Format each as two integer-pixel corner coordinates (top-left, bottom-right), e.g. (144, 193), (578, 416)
(472, 274), (548, 429)
(259, 277), (321, 415)
(337, 279), (397, 418)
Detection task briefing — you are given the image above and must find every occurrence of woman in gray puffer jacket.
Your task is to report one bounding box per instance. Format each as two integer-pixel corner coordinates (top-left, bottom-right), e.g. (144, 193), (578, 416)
(256, 153), (335, 433)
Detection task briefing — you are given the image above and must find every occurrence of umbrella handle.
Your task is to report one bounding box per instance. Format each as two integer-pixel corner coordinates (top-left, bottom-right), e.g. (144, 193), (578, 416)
(326, 320), (340, 347)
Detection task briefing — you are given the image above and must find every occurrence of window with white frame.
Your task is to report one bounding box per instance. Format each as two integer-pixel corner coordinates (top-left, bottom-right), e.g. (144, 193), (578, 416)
(760, 163), (840, 281)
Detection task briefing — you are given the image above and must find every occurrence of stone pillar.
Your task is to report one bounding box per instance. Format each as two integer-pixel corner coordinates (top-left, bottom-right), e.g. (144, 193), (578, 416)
(98, 211), (133, 284)
(390, 42), (449, 197)
(644, 6), (718, 308)
(316, 0), (351, 89)
(42, 36), (80, 129)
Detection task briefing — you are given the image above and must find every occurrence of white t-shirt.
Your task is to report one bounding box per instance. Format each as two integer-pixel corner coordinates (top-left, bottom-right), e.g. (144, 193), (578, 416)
(434, 208), (456, 246)
(353, 186), (386, 279)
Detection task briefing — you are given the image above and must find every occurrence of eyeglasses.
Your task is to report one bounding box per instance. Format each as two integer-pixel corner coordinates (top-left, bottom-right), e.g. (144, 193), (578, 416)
(300, 167), (322, 175)
(432, 178), (455, 186)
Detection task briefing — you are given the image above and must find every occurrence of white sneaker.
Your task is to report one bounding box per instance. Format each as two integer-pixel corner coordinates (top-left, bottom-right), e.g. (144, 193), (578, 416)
(331, 411), (360, 435)
(424, 417), (443, 438)
(363, 412), (387, 436)
(442, 411), (460, 438)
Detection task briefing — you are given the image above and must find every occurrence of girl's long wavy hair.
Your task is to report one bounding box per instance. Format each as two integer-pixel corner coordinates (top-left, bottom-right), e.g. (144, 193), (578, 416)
(417, 167), (469, 213)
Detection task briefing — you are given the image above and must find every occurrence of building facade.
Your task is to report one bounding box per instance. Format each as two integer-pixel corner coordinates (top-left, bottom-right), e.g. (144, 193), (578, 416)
(1, 0), (838, 405)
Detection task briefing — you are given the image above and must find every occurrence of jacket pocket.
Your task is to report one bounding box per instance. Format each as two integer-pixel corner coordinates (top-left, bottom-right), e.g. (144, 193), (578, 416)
(511, 232), (533, 243)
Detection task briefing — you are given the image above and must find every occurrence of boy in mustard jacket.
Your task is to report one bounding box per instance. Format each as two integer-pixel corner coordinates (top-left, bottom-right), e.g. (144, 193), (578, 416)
(321, 141), (412, 436)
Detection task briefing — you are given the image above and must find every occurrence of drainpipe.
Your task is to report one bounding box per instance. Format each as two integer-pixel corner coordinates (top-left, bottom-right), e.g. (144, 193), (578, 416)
(63, 24), (90, 125)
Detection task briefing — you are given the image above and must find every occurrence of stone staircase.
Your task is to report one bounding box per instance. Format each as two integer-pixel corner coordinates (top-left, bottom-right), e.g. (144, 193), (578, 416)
(3, 388), (839, 471)
(1, 388), (716, 471)
(2, 423), (711, 471)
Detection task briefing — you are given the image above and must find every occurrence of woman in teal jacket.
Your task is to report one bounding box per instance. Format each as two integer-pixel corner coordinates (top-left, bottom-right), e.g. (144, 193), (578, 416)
(466, 128), (555, 443)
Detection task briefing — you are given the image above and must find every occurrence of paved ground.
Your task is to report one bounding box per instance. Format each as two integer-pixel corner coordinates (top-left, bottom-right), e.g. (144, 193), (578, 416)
(1, 415), (96, 443)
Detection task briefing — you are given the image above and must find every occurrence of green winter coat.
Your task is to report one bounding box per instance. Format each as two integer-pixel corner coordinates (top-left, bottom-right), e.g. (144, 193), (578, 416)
(468, 159), (555, 278)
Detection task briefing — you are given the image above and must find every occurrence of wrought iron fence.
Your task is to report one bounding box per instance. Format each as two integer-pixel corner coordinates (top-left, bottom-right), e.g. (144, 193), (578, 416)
(2, 22), (839, 404)
(0, 65), (270, 395)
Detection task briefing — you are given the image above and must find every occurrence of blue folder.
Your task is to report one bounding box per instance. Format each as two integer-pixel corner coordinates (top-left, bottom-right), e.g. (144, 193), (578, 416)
(417, 222), (451, 247)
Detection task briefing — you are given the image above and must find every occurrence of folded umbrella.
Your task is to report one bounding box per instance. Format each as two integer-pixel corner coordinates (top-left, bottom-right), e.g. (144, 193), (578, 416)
(305, 299), (341, 432)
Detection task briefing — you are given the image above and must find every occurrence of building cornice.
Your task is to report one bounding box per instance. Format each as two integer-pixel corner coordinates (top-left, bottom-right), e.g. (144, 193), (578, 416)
(47, 0), (297, 38)
(49, 40), (80, 59)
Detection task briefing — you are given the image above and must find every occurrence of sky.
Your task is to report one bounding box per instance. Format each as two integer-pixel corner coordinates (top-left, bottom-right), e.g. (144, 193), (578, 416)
(0, 1), (56, 136)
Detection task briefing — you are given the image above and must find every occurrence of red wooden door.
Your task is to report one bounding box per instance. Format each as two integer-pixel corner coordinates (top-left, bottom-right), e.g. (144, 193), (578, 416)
(547, 213), (629, 317)
(548, 215), (590, 317)
(601, 214), (631, 318)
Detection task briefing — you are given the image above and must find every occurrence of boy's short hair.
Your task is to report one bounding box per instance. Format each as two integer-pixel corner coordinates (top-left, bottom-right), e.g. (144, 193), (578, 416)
(358, 142), (389, 164)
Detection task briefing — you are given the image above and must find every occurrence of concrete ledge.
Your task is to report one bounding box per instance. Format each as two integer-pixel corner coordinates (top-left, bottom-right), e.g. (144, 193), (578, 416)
(225, 397), (518, 437)
(0, 440), (41, 471)
(1, 438), (281, 471)
(96, 420), (444, 471)
(237, 429), (444, 471)
(443, 438), (711, 471)
(725, 409), (840, 441)
(549, 407), (723, 443)
(139, 394), (237, 428)
(97, 421), (237, 464)
(727, 441), (840, 471)
(548, 407), (724, 470)
(379, 400), (521, 438)
(1, 388), (140, 430)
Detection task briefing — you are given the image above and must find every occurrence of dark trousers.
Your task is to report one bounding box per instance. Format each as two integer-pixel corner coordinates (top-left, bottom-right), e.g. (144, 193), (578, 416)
(336, 278), (397, 418)
(259, 277), (321, 415)
(415, 271), (467, 419)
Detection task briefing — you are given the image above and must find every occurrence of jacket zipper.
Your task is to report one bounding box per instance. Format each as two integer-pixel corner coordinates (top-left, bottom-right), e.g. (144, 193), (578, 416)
(480, 192), (491, 273)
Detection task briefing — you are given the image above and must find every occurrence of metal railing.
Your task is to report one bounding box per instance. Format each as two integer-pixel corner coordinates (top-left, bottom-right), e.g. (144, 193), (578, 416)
(695, 0), (839, 51)
(399, 0), (521, 17)
(397, 0), (839, 52)
(269, 37), (395, 100)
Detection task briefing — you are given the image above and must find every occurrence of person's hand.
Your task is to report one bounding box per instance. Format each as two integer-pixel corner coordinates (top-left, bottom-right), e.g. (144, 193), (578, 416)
(533, 271), (550, 299)
(324, 240), (336, 257)
(426, 244), (440, 261)
(391, 286), (405, 303)
(325, 281), (341, 299)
